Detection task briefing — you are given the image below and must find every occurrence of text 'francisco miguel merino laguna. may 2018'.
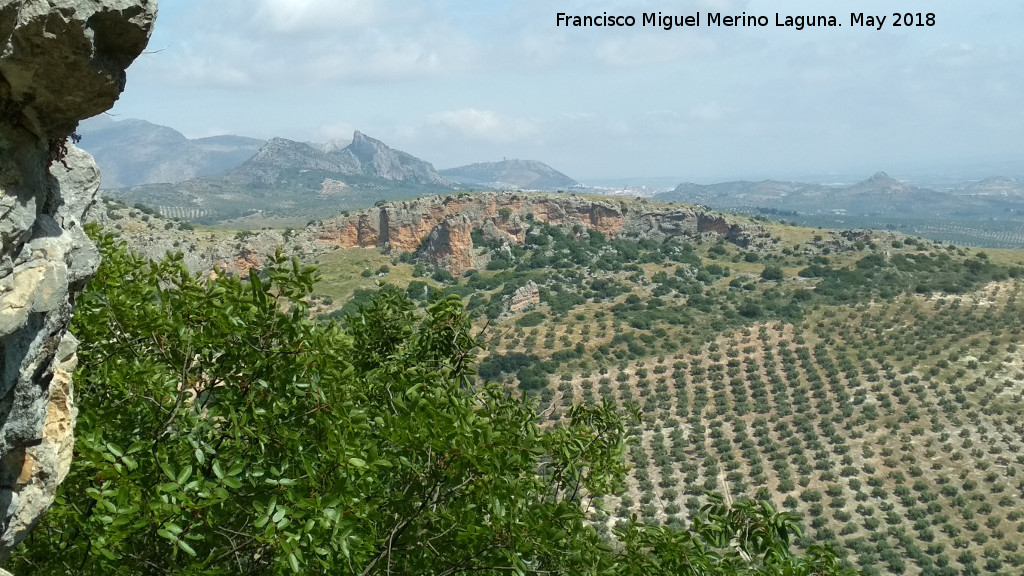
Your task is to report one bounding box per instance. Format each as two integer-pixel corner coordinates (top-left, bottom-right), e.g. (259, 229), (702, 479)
(555, 11), (936, 31)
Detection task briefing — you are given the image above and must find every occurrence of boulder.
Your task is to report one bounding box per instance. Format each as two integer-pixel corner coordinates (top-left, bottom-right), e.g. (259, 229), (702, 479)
(507, 281), (540, 315)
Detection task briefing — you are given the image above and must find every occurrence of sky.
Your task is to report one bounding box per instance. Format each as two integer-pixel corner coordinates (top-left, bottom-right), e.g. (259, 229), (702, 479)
(104, 0), (1024, 182)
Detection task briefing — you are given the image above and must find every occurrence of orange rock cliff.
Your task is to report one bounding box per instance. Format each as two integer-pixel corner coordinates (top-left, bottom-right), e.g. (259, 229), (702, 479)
(312, 193), (764, 275)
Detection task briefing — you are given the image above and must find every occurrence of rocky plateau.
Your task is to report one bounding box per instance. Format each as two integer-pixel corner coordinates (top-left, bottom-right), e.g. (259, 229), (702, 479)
(309, 193), (765, 276)
(98, 193), (767, 282)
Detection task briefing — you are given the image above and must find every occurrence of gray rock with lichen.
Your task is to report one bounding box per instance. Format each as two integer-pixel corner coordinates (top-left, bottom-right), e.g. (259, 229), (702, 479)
(0, 0), (156, 564)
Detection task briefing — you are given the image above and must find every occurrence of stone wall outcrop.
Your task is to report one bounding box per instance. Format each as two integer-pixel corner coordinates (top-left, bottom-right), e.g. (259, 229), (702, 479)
(311, 193), (766, 275)
(0, 0), (156, 565)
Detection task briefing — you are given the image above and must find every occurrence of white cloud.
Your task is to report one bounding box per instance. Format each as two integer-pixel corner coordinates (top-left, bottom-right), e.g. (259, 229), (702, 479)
(251, 0), (384, 34)
(428, 109), (538, 143)
(141, 0), (480, 87)
(300, 30), (477, 82)
(590, 24), (728, 68)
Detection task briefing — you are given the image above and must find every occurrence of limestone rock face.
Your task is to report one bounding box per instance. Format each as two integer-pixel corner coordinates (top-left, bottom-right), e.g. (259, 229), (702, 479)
(0, 0), (156, 563)
(418, 214), (474, 276)
(343, 131), (449, 185)
(311, 193), (765, 274)
(506, 281), (540, 315)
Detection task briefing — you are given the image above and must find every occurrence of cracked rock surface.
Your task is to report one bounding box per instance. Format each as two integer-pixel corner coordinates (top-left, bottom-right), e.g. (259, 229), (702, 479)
(0, 0), (156, 565)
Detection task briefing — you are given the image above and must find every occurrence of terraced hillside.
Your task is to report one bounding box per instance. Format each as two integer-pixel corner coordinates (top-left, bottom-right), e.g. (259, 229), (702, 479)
(560, 286), (1024, 576)
(446, 229), (1023, 576)
(320, 220), (1023, 576)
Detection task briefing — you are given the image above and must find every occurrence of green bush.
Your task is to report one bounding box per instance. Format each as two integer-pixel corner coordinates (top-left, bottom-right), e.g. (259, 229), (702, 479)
(517, 310), (547, 327)
(761, 265), (784, 281)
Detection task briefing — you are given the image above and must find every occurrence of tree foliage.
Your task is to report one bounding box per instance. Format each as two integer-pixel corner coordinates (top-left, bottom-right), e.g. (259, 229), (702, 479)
(10, 226), (855, 576)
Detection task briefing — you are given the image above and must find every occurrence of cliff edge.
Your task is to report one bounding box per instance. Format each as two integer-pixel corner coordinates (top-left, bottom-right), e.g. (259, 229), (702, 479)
(0, 0), (156, 565)
(312, 194), (766, 276)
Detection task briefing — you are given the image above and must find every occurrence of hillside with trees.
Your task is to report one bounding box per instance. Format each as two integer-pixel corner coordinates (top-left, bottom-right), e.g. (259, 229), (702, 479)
(13, 195), (1024, 575)
(10, 227), (852, 575)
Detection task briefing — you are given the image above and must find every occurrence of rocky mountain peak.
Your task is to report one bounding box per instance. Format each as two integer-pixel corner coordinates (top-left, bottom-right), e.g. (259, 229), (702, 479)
(252, 137), (316, 161)
(345, 130), (389, 165)
(235, 137), (343, 185)
(336, 130), (448, 185)
(848, 171), (911, 195)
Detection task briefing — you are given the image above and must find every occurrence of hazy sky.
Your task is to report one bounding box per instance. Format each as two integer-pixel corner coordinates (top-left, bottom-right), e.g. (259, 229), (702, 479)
(105, 0), (1024, 181)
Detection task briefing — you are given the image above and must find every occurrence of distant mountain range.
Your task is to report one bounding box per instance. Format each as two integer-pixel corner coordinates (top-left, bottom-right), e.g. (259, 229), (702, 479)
(78, 118), (1024, 247)
(655, 172), (1024, 247)
(78, 117), (265, 188)
(657, 172), (1024, 220)
(439, 159), (576, 190)
(103, 131), (458, 222)
(221, 131), (451, 190)
(78, 118), (579, 222)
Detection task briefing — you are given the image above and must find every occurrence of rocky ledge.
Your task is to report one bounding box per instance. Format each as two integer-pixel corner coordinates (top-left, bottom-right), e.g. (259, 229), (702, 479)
(0, 0), (156, 565)
(311, 193), (767, 275)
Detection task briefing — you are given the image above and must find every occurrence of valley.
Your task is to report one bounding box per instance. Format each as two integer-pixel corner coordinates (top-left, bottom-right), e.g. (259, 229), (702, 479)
(89, 188), (1024, 575)
(6, 2), (1023, 573)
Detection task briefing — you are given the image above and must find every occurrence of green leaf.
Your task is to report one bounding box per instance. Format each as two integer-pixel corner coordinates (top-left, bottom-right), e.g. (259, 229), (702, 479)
(347, 457), (366, 468)
(158, 482), (179, 493)
(288, 552), (300, 573)
(177, 539), (197, 557)
(160, 461), (177, 482)
(176, 465), (193, 485)
(126, 441), (147, 455)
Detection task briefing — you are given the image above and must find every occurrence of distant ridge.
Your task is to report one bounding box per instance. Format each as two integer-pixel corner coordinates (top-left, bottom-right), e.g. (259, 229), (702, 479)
(77, 116), (265, 188)
(440, 159), (576, 190)
(222, 132), (449, 189)
(104, 130), (455, 222)
(656, 171), (1024, 219)
(957, 176), (1024, 197)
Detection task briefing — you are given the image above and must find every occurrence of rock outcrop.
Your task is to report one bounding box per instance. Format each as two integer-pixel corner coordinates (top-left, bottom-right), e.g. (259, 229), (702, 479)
(417, 214), (475, 275)
(95, 192), (767, 281)
(312, 193), (766, 274)
(0, 0), (156, 564)
(506, 281), (540, 315)
(342, 131), (449, 185)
